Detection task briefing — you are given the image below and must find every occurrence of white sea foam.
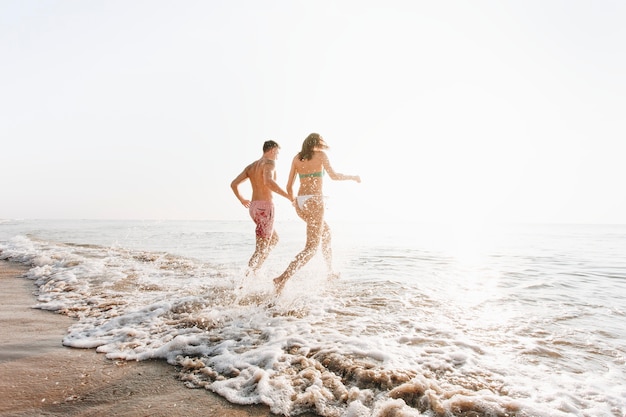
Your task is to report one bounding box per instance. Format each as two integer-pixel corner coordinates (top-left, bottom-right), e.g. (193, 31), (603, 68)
(1, 220), (625, 416)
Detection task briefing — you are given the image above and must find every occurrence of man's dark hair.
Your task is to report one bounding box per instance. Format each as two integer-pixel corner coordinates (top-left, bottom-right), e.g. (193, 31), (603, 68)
(263, 140), (280, 152)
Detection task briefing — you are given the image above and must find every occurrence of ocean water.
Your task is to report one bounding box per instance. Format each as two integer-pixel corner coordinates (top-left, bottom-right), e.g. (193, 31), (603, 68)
(0, 219), (625, 417)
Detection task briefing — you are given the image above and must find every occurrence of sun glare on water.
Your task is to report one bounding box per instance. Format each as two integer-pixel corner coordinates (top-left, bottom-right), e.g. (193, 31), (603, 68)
(431, 221), (511, 308)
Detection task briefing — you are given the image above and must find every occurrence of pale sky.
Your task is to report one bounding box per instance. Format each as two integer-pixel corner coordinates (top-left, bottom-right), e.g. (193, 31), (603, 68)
(2, 0), (625, 224)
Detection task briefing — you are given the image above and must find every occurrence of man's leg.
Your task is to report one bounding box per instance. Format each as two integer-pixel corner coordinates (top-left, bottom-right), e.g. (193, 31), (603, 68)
(248, 231), (278, 273)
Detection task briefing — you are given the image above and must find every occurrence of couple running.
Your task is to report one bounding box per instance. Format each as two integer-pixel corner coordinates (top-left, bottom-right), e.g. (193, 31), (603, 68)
(230, 133), (361, 294)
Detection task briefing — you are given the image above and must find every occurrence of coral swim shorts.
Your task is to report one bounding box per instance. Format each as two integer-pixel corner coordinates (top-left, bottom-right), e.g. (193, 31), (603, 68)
(248, 201), (275, 239)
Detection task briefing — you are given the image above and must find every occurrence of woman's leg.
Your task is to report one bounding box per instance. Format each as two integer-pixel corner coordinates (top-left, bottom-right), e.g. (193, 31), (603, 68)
(273, 199), (324, 293)
(321, 221), (337, 278)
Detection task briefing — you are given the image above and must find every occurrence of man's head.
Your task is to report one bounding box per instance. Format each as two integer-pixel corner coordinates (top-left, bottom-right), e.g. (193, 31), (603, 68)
(263, 140), (280, 152)
(263, 140), (280, 159)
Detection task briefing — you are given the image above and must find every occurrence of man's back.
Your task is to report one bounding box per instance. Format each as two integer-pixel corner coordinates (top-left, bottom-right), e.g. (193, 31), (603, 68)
(246, 158), (275, 201)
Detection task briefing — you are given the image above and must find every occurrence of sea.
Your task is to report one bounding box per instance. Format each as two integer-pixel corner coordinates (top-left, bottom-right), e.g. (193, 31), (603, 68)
(0, 219), (624, 417)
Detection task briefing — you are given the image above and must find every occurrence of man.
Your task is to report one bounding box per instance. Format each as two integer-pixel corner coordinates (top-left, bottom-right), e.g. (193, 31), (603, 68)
(231, 140), (292, 274)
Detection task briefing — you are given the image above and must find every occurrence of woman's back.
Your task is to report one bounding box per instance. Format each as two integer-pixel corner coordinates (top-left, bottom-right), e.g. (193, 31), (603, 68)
(293, 151), (326, 195)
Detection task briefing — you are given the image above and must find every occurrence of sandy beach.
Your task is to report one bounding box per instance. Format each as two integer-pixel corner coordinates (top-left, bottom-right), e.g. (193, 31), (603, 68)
(0, 260), (311, 417)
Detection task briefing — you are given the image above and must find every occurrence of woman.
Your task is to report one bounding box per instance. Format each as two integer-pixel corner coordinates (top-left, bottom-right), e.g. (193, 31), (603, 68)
(273, 133), (361, 294)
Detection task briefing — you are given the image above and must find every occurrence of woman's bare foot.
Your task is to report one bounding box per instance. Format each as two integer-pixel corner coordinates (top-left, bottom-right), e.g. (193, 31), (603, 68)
(273, 276), (287, 294)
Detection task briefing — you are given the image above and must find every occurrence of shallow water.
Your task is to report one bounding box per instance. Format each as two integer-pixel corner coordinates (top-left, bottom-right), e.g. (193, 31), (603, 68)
(1, 219), (625, 417)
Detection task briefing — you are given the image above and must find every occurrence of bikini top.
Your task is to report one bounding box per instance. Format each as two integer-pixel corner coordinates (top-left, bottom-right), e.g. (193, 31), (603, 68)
(298, 170), (324, 179)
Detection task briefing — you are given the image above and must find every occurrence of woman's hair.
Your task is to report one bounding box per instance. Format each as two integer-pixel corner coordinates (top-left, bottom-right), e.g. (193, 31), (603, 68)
(298, 133), (328, 161)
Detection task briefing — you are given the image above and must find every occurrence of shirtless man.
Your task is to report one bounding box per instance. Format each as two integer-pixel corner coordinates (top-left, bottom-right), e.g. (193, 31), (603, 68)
(231, 140), (292, 274)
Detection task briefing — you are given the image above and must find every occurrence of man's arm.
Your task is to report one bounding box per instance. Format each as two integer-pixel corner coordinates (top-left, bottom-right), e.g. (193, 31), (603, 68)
(263, 162), (291, 200)
(231, 167), (251, 208)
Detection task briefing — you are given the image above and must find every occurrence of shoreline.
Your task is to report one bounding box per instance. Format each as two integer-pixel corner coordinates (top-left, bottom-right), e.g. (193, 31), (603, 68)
(0, 259), (298, 417)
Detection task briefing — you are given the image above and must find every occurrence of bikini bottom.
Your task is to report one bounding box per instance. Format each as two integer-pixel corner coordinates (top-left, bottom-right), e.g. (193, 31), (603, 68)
(295, 195), (327, 210)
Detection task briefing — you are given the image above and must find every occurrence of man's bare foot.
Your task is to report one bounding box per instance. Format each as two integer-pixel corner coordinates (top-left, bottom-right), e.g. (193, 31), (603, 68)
(327, 271), (341, 280)
(273, 276), (287, 294)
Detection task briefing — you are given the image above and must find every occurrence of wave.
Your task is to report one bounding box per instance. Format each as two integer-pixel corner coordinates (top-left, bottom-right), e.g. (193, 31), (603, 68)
(2, 229), (625, 417)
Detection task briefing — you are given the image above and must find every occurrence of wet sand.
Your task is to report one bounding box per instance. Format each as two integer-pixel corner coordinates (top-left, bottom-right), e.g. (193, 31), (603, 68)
(0, 260), (311, 417)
